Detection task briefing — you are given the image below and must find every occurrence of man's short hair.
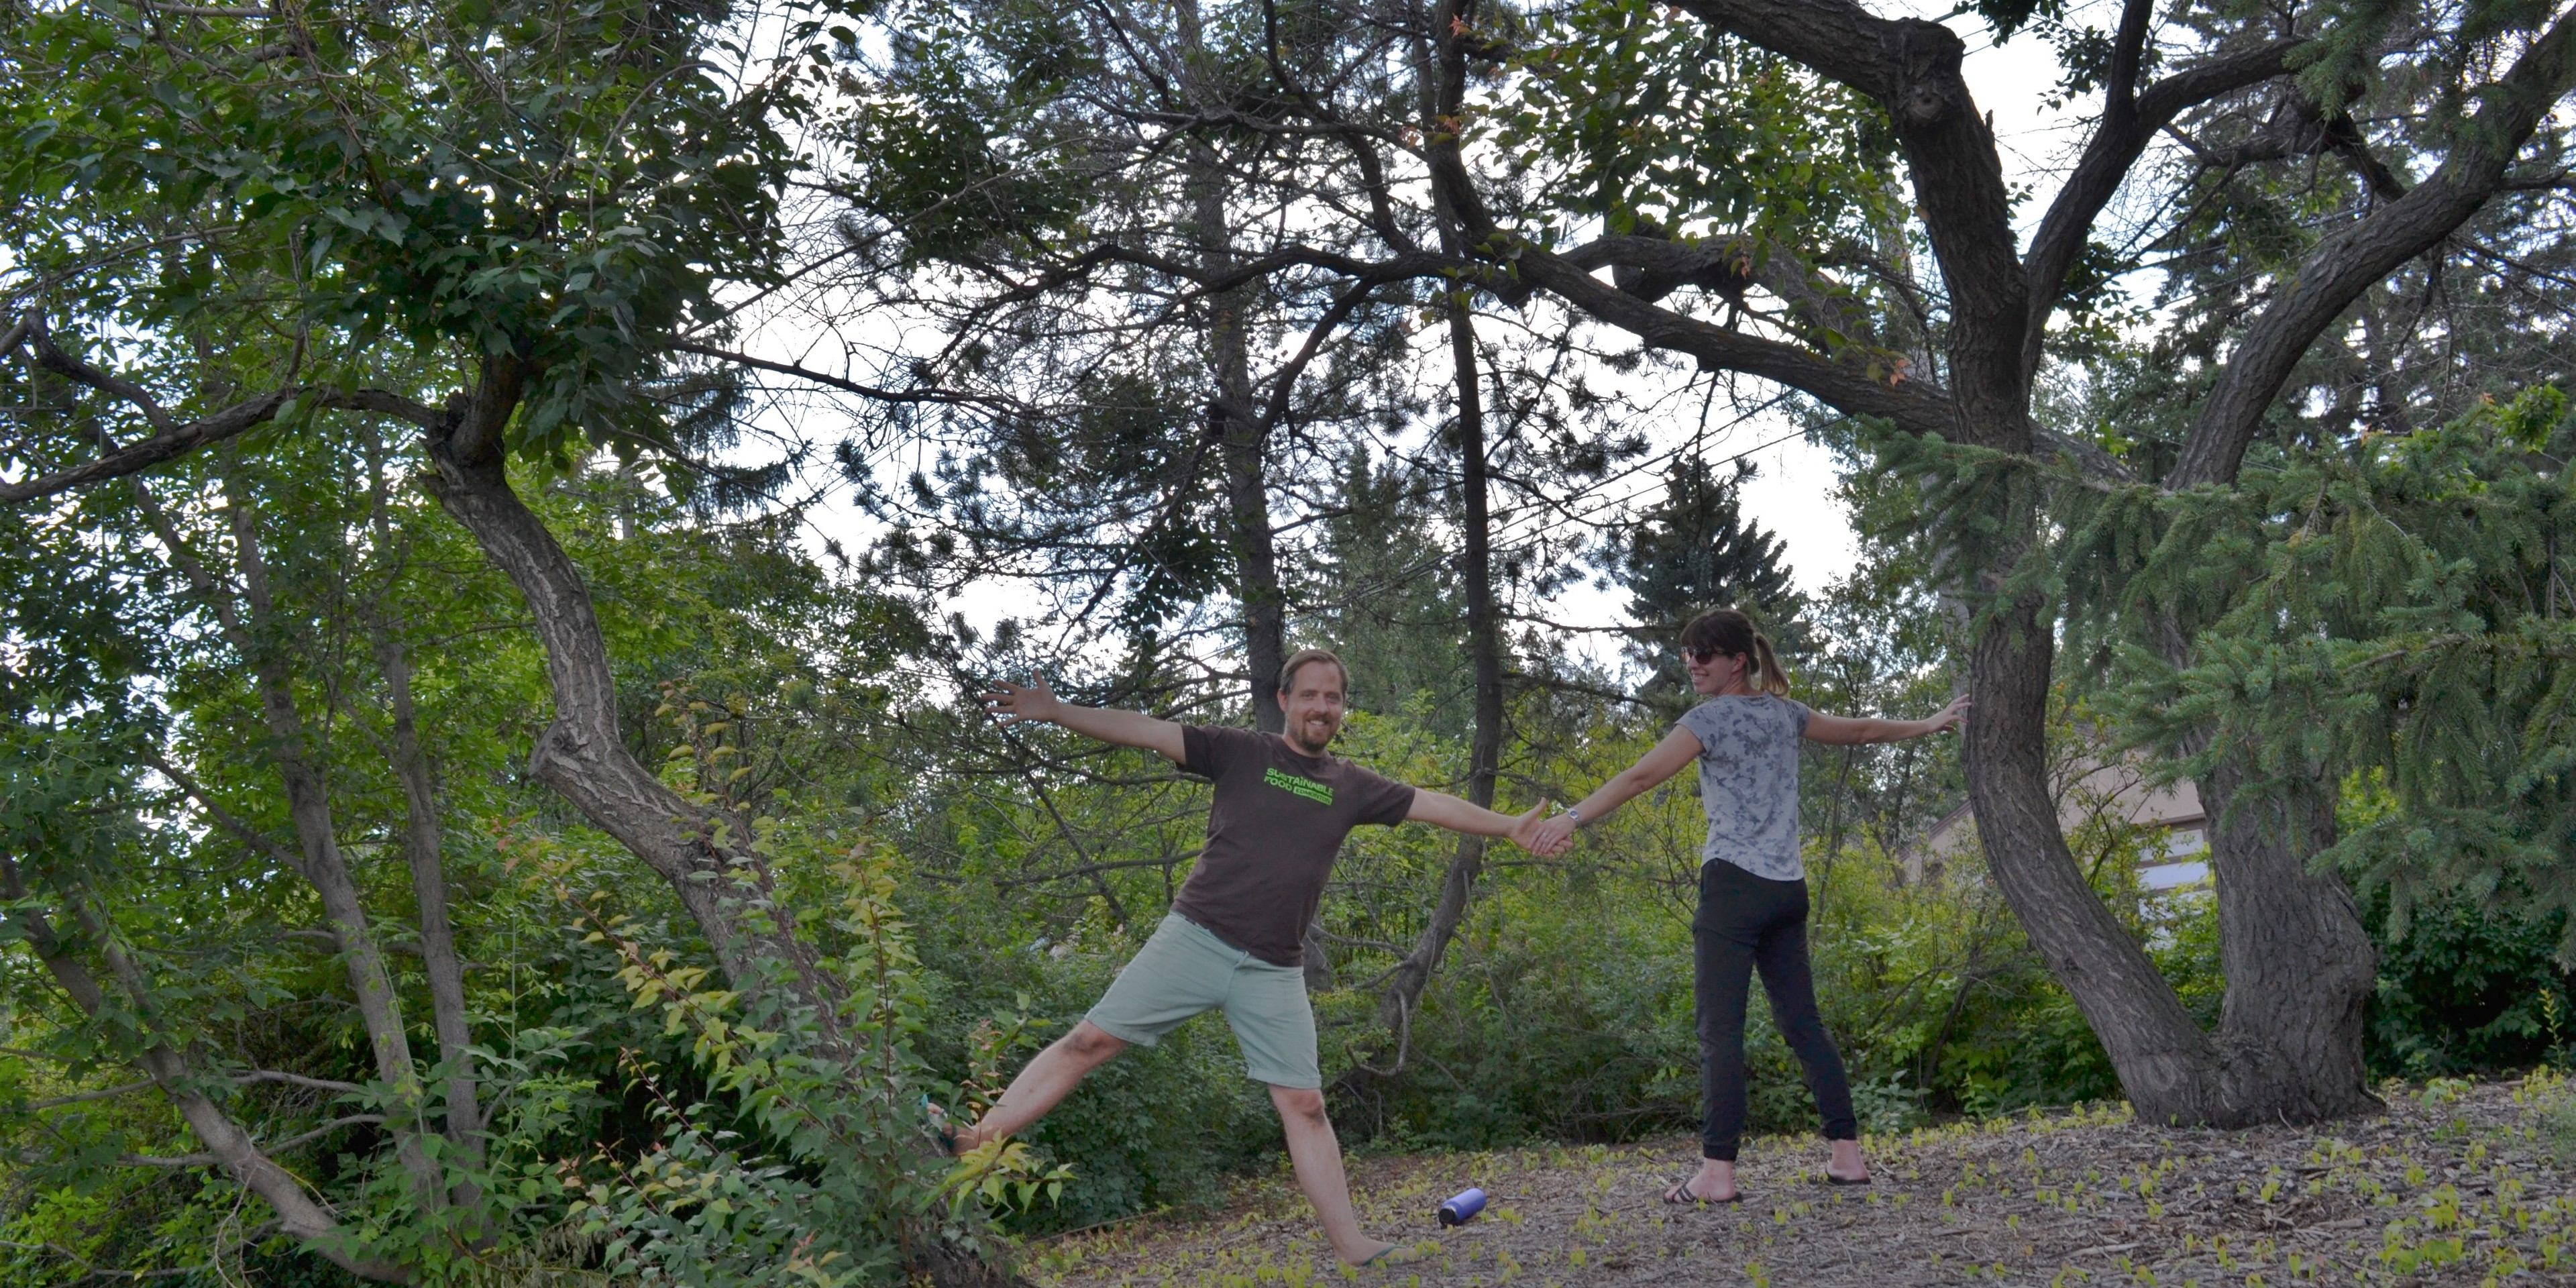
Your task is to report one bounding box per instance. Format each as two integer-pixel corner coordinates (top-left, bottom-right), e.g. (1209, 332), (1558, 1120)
(1277, 647), (1349, 694)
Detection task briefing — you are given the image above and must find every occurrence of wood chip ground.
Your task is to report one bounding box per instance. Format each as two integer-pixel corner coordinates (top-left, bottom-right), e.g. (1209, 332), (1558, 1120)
(1024, 1075), (2576, 1286)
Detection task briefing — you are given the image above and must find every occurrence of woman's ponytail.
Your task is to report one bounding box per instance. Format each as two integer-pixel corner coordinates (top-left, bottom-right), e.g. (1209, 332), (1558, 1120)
(1680, 607), (1792, 696)
(1750, 631), (1790, 696)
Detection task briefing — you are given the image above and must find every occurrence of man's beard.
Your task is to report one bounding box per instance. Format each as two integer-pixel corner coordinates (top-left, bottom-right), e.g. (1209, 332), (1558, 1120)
(1286, 720), (1337, 755)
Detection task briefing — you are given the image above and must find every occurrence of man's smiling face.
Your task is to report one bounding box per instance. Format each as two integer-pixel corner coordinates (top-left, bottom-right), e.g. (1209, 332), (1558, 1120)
(1279, 661), (1347, 756)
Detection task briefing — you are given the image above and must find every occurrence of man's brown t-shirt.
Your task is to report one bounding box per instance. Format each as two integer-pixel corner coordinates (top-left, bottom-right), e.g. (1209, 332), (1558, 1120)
(1169, 725), (1418, 966)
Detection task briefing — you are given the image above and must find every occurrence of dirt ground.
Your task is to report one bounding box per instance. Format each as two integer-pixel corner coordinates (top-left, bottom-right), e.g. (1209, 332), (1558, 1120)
(1022, 1074), (2576, 1286)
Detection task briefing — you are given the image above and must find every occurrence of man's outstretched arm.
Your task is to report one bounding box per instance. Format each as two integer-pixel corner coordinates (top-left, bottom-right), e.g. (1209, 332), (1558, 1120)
(1408, 790), (1552, 849)
(983, 676), (1188, 764)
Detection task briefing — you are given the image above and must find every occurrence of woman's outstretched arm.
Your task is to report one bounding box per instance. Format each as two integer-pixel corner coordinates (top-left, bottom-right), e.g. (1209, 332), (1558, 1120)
(1526, 727), (1704, 855)
(1803, 693), (1971, 746)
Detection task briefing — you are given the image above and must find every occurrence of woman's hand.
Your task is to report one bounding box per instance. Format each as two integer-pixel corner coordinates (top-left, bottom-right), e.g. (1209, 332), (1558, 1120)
(982, 675), (1064, 725)
(1521, 810), (1580, 857)
(1924, 692), (1972, 735)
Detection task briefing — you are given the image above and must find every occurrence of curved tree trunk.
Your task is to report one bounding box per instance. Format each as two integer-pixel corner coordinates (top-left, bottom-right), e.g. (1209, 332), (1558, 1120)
(1960, 601), (2234, 1122)
(407, 362), (1026, 1287)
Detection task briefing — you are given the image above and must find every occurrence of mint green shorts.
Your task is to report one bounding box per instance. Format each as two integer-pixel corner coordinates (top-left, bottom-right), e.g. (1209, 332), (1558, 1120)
(1085, 913), (1320, 1089)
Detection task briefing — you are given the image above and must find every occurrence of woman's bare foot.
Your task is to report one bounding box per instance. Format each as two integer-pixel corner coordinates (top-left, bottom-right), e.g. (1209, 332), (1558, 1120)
(1825, 1138), (1870, 1184)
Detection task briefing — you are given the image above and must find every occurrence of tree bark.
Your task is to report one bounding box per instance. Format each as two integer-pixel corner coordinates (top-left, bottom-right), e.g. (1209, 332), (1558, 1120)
(2198, 756), (2379, 1120)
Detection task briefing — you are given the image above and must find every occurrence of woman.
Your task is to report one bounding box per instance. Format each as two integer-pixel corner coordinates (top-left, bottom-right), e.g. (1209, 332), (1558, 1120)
(1527, 608), (1969, 1203)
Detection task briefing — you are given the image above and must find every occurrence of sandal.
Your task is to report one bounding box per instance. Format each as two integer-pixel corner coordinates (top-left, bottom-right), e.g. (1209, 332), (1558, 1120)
(1662, 1177), (1743, 1204)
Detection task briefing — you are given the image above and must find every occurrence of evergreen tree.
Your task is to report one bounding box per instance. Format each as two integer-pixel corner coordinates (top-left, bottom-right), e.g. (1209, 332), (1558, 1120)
(1609, 454), (1803, 700)
(1305, 447), (1474, 731)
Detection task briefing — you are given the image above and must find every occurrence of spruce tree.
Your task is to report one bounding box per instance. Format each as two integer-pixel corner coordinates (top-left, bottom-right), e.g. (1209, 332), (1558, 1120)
(1610, 454), (1803, 700)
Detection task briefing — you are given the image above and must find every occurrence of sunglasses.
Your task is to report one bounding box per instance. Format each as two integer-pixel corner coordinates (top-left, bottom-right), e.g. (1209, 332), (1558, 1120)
(1684, 646), (1734, 664)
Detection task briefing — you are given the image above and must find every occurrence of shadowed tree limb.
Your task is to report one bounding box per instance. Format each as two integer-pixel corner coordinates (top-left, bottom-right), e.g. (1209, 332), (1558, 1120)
(2169, 9), (2576, 488)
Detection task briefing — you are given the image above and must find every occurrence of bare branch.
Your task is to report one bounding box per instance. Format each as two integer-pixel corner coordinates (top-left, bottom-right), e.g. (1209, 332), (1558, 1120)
(1, 321), (443, 505)
(670, 341), (1009, 408)
(17, 1080), (156, 1110)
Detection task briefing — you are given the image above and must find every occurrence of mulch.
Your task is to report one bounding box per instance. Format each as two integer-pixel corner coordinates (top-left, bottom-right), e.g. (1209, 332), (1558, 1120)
(1022, 1074), (2576, 1285)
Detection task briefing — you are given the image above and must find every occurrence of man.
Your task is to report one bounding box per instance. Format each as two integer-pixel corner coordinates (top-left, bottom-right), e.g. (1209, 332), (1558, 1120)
(955, 648), (1548, 1268)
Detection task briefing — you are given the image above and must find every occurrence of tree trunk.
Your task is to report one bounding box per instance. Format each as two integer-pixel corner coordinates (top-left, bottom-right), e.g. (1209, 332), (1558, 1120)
(378, 638), (489, 1181)
(1179, 0), (1287, 735)
(2156, 618), (2378, 1122)
(1960, 598), (2235, 1123)
(413, 362), (1026, 1287)
(2198, 757), (2380, 1120)
(1375, 293), (1505, 1033)
(365, 426), (488, 1206)
(135, 471), (446, 1215)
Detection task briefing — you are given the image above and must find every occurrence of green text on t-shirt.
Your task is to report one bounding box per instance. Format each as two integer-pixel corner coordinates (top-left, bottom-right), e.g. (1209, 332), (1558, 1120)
(1264, 766), (1333, 805)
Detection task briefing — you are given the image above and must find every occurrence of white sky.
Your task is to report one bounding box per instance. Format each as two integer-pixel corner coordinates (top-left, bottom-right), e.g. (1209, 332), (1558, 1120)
(771, 7), (2102, 674)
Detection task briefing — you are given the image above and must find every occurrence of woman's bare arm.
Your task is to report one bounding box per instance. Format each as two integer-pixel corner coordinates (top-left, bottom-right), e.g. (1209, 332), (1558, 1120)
(1526, 727), (1705, 853)
(1803, 693), (1972, 746)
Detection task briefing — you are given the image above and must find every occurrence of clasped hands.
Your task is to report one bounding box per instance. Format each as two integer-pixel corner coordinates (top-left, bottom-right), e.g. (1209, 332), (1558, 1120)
(1512, 805), (1580, 858)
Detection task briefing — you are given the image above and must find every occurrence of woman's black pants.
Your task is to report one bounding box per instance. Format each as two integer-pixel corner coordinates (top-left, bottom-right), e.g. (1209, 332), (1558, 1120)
(1693, 858), (1858, 1160)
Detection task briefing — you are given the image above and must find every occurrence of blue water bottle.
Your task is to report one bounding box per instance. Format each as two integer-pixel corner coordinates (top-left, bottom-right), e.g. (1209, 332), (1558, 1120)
(1436, 1187), (1487, 1226)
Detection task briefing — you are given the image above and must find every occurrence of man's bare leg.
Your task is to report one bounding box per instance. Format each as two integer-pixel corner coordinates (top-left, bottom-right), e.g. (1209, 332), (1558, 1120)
(951, 1020), (1128, 1152)
(1270, 1085), (1409, 1266)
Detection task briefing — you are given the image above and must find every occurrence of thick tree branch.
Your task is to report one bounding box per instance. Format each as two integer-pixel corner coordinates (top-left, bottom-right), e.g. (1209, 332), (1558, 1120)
(0, 319), (440, 505)
(1506, 246), (1955, 437)
(2170, 11), (2576, 487)
(2022, 38), (2307, 374)
(1669, 1), (2025, 446)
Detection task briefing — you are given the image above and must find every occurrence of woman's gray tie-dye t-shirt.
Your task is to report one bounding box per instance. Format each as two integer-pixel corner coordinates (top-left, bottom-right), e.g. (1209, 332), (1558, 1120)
(1676, 695), (1812, 881)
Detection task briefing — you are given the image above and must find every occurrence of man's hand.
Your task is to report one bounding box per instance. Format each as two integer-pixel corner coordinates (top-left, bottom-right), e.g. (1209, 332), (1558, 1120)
(983, 675), (1063, 726)
(1505, 802), (1554, 854)
(1522, 810), (1579, 857)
